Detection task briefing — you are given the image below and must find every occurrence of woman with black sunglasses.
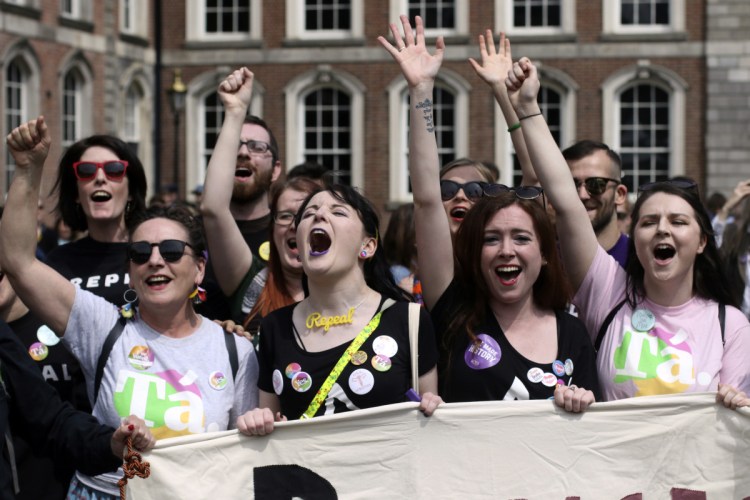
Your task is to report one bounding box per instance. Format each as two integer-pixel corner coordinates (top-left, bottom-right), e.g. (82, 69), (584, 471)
(379, 17), (600, 411)
(506, 57), (750, 408)
(1, 117), (260, 499)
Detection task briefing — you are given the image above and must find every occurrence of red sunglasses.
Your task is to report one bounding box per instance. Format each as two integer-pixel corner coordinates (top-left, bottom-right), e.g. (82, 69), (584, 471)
(72, 160), (128, 181)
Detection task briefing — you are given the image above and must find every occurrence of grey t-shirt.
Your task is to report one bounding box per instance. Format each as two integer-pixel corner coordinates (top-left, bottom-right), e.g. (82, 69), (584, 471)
(64, 287), (259, 494)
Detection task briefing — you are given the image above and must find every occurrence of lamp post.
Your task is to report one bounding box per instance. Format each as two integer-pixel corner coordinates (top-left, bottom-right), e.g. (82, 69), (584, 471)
(167, 68), (187, 198)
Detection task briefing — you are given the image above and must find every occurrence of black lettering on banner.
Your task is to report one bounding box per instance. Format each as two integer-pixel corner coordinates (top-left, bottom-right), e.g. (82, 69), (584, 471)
(254, 464), (337, 499)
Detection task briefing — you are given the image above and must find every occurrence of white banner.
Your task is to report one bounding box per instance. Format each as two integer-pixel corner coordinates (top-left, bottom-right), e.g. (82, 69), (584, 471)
(127, 394), (750, 499)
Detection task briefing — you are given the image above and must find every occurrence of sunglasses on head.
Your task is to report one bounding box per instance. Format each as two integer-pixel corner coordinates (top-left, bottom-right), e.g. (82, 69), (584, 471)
(128, 240), (194, 265)
(439, 180), (488, 201)
(72, 161), (128, 181)
(573, 177), (621, 196)
(484, 184), (547, 209)
(638, 179), (698, 194)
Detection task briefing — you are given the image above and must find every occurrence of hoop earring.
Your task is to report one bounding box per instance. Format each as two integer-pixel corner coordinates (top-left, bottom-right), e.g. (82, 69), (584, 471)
(189, 285), (207, 305)
(120, 288), (138, 319)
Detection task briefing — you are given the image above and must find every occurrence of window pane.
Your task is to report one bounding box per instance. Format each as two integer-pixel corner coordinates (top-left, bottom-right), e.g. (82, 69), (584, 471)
(513, 0), (562, 28)
(303, 88), (352, 185)
(305, 0), (352, 31)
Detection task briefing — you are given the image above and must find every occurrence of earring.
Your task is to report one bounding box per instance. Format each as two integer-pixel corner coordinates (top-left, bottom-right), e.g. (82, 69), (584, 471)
(189, 285), (207, 305)
(125, 201), (131, 213)
(120, 288), (138, 319)
(360, 250), (368, 258)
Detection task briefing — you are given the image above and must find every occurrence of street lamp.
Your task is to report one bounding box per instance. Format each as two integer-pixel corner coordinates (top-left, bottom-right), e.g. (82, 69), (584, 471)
(167, 68), (187, 198)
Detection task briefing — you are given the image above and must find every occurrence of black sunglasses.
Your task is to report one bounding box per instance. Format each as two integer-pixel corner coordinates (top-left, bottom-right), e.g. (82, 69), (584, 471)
(573, 177), (621, 196)
(484, 184), (547, 210)
(72, 161), (128, 181)
(128, 240), (194, 265)
(439, 180), (488, 201)
(638, 179), (698, 194)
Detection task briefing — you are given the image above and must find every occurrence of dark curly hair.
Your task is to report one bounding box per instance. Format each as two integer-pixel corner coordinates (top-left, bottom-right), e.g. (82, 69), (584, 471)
(51, 135), (148, 232)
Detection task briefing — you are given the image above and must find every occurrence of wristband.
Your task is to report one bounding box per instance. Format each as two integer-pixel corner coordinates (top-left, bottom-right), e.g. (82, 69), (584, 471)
(507, 122), (521, 133)
(519, 112), (543, 121)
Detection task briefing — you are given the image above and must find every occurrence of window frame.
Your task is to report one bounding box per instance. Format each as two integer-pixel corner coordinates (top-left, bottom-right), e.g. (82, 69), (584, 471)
(120, 0), (148, 38)
(389, 0), (468, 38)
(602, 63), (686, 192)
(284, 66), (364, 188)
(285, 0), (363, 41)
(603, 0), (685, 35)
(186, 0), (262, 42)
(495, 0), (576, 37)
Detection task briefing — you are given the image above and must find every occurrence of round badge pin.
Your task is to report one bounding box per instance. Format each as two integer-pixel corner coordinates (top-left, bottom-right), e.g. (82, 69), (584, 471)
(372, 335), (398, 358)
(351, 350), (368, 366)
(37, 325), (60, 346)
(631, 308), (656, 332)
(128, 345), (154, 370)
(527, 367), (544, 383)
(371, 354), (392, 372)
(552, 360), (565, 377)
(258, 241), (271, 261)
(348, 368), (375, 395)
(285, 362), (301, 379)
(564, 358), (574, 376)
(208, 371), (228, 391)
(28, 342), (49, 361)
(272, 369), (284, 395)
(541, 372), (557, 387)
(291, 371), (312, 392)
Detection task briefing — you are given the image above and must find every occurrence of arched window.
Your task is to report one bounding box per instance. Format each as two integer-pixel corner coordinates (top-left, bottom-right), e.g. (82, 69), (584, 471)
(618, 83), (670, 191)
(303, 87), (352, 185)
(201, 91), (225, 174)
(5, 60), (26, 191)
(62, 68), (84, 148)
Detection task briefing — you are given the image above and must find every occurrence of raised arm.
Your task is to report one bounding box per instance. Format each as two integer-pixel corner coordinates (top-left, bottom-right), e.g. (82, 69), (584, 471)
(505, 58), (598, 290)
(0, 117), (75, 334)
(378, 16), (452, 309)
(469, 31), (536, 186)
(200, 67), (256, 296)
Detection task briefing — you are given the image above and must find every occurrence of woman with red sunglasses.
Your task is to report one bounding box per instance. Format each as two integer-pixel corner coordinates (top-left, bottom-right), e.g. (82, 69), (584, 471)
(1, 117), (259, 499)
(379, 16), (599, 412)
(506, 57), (750, 409)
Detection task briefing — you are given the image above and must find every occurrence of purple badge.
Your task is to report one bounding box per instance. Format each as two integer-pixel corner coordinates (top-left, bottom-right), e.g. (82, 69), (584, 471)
(464, 334), (501, 370)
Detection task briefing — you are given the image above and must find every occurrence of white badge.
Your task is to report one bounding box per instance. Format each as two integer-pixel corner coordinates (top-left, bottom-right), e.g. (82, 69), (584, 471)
(372, 335), (398, 358)
(348, 368), (375, 395)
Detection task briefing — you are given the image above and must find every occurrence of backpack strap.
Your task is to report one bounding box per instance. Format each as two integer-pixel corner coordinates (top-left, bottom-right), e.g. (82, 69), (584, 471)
(595, 299), (627, 352)
(94, 316), (126, 405)
(719, 303), (726, 346)
(224, 330), (239, 380)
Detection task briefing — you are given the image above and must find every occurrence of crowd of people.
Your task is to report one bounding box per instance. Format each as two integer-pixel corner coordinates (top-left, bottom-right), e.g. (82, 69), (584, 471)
(0, 14), (748, 499)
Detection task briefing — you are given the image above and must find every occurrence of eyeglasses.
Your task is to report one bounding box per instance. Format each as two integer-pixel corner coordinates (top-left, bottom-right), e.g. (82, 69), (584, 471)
(439, 180), (488, 201)
(483, 184), (547, 209)
(72, 161), (128, 181)
(238, 140), (272, 156)
(128, 240), (194, 265)
(273, 211), (296, 226)
(573, 177), (621, 196)
(638, 179), (698, 194)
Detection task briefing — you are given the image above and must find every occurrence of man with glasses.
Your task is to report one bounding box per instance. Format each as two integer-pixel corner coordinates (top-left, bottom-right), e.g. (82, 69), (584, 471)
(562, 140), (630, 268)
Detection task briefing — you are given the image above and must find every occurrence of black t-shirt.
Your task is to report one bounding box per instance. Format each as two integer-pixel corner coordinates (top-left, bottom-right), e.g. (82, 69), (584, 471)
(197, 214), (271, 321)
(257, 300), (438, 420)
(8, 312), (89, 499)
(45, 237), (130, 306)
(431, 281), (600, 403)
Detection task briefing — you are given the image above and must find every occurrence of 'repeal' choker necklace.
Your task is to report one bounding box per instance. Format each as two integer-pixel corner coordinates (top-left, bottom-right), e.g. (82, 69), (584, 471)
(305, 297), (367, 332)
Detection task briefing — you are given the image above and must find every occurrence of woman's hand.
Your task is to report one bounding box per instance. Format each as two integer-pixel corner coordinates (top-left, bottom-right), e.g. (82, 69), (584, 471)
(6, 116), (51, 170)
(505, 57), (542, 118)
(377, 15), (444, 91)
(418, 392), (443, 417)
(111, 415), (156, 457)
(217, 67), (254, 115)
(716, 383), (750, 410)
(469, 30), (513, 92)
(554, 384), (595, 413)
(236, 408), (287, 436)
(213, 318), (253, 342)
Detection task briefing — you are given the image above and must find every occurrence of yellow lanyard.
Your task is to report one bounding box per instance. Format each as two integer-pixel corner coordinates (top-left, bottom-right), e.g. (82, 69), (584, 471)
(300, 310), (384, 420)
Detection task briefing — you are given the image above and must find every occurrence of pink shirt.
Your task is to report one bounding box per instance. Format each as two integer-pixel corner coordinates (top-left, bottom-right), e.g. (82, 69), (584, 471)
(574, 247), (750, 401)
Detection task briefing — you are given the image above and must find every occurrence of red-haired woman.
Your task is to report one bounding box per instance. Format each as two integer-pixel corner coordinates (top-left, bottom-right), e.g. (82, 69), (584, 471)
(379, 16), (599, 411)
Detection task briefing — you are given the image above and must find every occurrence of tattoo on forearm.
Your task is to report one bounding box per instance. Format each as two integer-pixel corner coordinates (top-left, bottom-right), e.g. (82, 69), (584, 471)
(415, 99), (435, 133)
